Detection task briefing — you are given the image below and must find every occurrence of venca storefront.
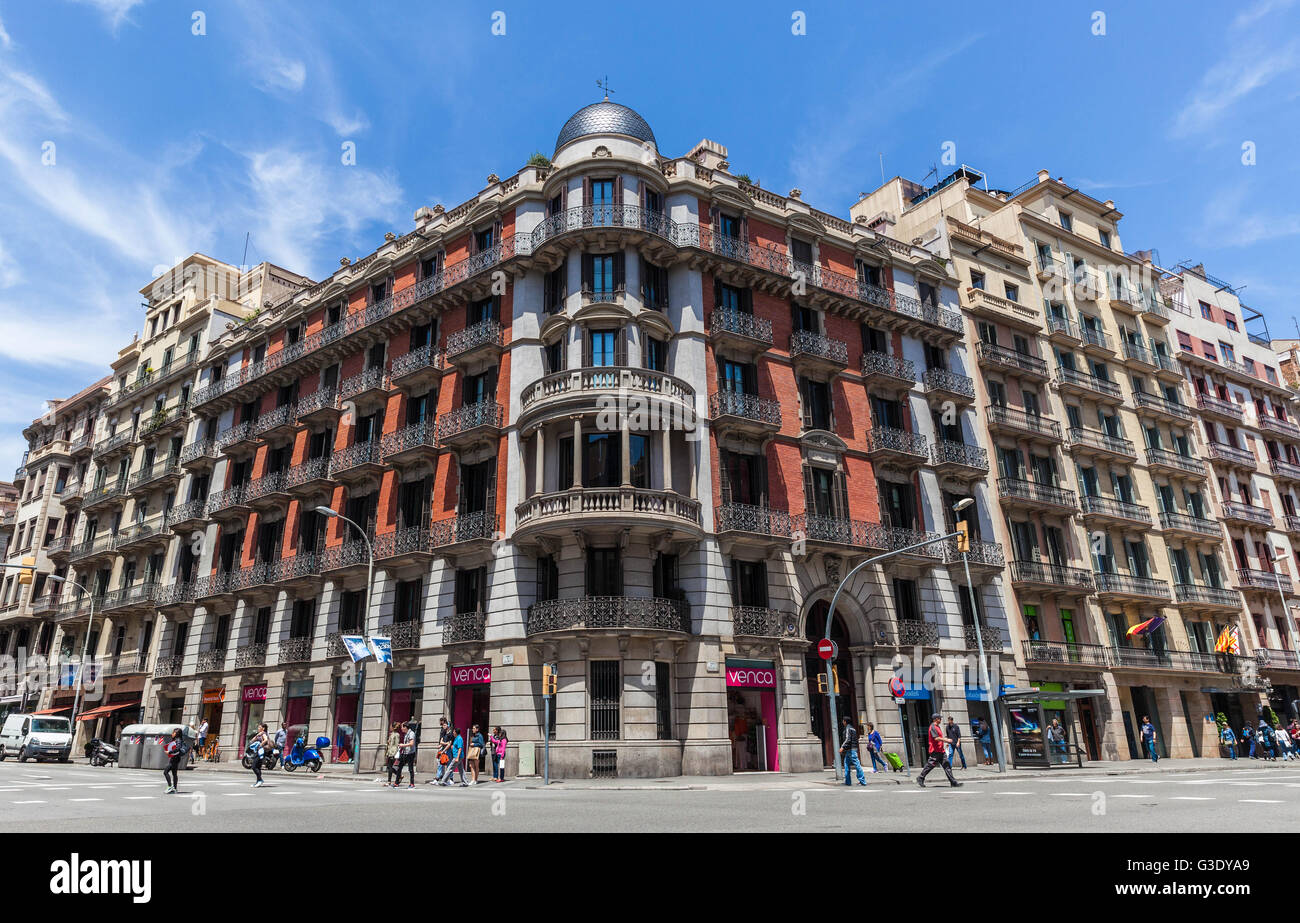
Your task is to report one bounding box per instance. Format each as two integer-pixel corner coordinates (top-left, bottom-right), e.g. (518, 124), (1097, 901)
(725, 658), (778, 772)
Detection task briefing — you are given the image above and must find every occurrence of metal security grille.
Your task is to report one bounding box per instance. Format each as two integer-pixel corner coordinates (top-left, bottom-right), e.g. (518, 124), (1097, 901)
(590, 661), (621, 740)
(592, 750), (617, 778)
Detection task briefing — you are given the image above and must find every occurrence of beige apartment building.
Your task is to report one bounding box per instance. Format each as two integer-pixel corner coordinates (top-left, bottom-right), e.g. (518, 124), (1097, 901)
(855, 167), (1270, 761)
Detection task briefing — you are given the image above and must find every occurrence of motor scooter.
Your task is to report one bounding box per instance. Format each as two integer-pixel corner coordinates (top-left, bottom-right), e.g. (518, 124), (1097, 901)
(84, 738), (118, 767)
(241, 742), (281, 771)
(281, 734), (327, 773)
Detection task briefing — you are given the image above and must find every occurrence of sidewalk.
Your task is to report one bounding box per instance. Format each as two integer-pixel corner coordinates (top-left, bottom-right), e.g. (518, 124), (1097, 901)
(172, 754), (1283, 791)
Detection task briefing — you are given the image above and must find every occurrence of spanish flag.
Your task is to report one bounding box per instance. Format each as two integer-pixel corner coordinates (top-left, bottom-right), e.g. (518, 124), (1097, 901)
(1126, 616), (1166, 638)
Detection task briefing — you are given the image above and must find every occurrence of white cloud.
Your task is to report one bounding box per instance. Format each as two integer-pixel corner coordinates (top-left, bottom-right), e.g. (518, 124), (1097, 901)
(1233, 0), (1298, 29)
(1200, 184), (1300, 248)
(0, 238), (20, 288)
(252, 54), (307, 93)
(66, 0), (145, 32)
(1171, 36), (1300, 137)
(0, 14), (12, 49)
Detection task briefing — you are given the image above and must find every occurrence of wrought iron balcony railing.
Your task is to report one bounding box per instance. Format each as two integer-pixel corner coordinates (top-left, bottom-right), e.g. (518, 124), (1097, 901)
(789, 329), (848, 366)
(977, 342), (1047, 376)
(930, 440), (989, 472)
(922, 367), (975, 399)
(865, 426), (929, 458)
(446, 319), (503, 358)
(709, 390), (781, 427)
(526, 596), (691, 635)
(1067, 427), (1135, 457)
(1010, 561), (1096, 591)
(985, 405), (1062, 439)
(997, 477), (1077, 508)
(436, 400), (503, 442)
(715, 503), (793, 538)
(861, 351), (916, 384)
(1173, 584), (1242, 608)
(709, 307), (773, 346)
(1079, 494), (1152, 524)
(1093, 572), (1171, 600)
(1145, 448), (1205, 476)
(731, 606), (789, 638)
(1158, 511), (1222, 538)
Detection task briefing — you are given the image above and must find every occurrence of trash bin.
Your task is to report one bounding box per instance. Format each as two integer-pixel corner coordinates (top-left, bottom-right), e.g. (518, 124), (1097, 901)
(118, 725), (146, 769)
(124, 724), (194, 770)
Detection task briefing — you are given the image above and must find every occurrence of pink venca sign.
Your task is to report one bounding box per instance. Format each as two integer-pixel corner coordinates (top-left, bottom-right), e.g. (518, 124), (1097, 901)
(725, 665), (777, 689)
(449, 663), (492, 686)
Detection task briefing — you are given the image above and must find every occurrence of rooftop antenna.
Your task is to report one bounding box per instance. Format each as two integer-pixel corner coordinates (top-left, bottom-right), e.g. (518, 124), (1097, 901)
(879, 153), (885, 187)
(241, 231), (251, 271)
(596, 76), (613, 101)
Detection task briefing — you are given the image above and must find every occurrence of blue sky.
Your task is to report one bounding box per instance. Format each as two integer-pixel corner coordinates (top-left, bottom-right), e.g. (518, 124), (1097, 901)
(0, 0), (1297, 466)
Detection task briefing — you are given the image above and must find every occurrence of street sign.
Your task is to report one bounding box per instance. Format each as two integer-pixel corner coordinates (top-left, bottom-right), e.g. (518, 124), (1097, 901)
(817, 639), (837, 660)
(889, 676), (906, 698)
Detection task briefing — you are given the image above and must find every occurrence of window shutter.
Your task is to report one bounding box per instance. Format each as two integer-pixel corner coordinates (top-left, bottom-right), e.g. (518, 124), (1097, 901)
(614, 252), (625, 291)
(582, 330), (592, 368)
(613, 175), (623, 207)
(640, 257), (648, 303)
(490, 295), (501, 322)
(739, 215), (749, 243)
(485, 464), (497, 528)
(615, 326), (627, 366)
(729, 559), (739, 605)
(801, 465), (815, 515)
(791, 302), (801, 333)
(713, 277), (723, 309)
(741, 287), (752, 314)
(581, 254), (593, 293)
(718, 449), (733, 505)
(582, 176), (592, 207)
(833, 471), (850, 521)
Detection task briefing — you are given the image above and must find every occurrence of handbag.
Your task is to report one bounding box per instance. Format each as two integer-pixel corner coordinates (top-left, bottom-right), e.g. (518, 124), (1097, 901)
(439, 752), (449, 765)
(467, 745), (482, 760)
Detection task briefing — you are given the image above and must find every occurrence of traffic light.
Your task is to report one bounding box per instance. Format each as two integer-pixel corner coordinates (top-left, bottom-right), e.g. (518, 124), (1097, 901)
(542, 662), (557, 696)
(17, 557), (35, 585)
(955, 520), (970, 553)
(815, 667), (841, 694)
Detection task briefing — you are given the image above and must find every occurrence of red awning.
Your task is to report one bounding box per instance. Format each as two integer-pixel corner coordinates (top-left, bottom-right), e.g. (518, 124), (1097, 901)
(75, 702), (138, 722)
(31, 707), (71, 715)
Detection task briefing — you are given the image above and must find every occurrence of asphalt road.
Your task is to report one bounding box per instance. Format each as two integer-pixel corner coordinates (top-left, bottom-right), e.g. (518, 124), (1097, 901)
(3, 760), (1300, 832)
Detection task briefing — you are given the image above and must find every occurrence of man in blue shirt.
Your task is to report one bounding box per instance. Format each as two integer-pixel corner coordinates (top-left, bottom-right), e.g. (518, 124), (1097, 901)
(1140, 716), (1158, 762)
(439, 726), (468, 786)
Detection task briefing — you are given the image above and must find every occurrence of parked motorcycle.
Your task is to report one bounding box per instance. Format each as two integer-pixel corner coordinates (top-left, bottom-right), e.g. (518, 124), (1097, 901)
(84, 738), (118, 767)
(241, 743), (281, 771)
(281, 735), (327, 773)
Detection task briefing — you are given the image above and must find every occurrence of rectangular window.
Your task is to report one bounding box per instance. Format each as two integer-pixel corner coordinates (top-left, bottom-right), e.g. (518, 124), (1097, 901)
(590, 661), (621, 741)
(655, 662), (672, 740)
(586, 547), (622, 595)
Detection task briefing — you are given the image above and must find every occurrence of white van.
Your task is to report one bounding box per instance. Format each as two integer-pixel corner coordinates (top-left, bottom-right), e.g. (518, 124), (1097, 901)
(0, 713), (73, 762)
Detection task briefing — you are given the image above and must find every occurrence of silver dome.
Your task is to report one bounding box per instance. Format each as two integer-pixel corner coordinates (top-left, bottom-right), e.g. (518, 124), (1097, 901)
(554, 101), (657, 154)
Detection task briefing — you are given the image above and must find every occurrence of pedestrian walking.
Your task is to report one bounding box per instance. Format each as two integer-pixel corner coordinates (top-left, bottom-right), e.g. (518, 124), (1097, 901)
(274, 723), (288, 756)
(196, 718), (209, 761)
(395, 722), (417, 787)
(439, 726), (468, 786)
(489, 726), (508, 782)
(1220, 724), (1238, 760)
(839, 716), (867, 785)
(384, 722), (401, 785)
(1047, 718), (1068, 764)
(945, 716), (966, 769)
(429, 717), (453, 784)
(1140, 716), (1158, 762)
(1258, 720), (1277, 761)
(162, 728), (184, 793)
(916, 715), (962, 788)
(1243, 724), (1257, 759)
(248, 723), (270, 787)
(468, 724), (486, 784)
(1275, 724), (1293, 761)
(864, 722), (887, 773)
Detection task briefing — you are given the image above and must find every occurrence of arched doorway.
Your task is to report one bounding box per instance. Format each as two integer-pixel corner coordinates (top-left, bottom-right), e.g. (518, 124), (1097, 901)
(805, 600), (858, 767)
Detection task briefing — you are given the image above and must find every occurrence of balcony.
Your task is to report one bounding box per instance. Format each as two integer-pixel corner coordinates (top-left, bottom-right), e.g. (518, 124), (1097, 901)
(1158, 511), (1222, 541)
(963, 287), (1042, 332)
(1109, 646), (1245, 675)
(1220, 501), (1273, 528)
(1197, 393), (1244, 422)
(1270, 458), (1300, 484)
(1010, 561), (1096, 595)
(1237, 569), (1295, 595)
(985, 405), (1062, 442)
(864, 427), (928, 467)
(1079, 325), (1113, 355)
(1283, 515), (1300, 537)
(997, 477), (1078, 512)
(128, 458), (183, 495)
(705, 390), (780, 438)
(436, 400), (503, 451)
(1053, 366), (1122, 403)
(116, 514), (172, 551)
(92, 430), (134, 460)
(374, 525), (437, 568)
(179, 438), (219, 469)
(297, 387), (342, 426)
(526, 596), (691, 636)
(29, 593), (61, 617)
(45, 534), (74, 562)
(68, 531), (118, 565)
(1132, 391), (1194, 422)
(731, 606), (790, 638)
(154, 581), (196, 611)
(715, 503), (793, 552)
(962, 624), (1005, 651)
(790, 514), (888, 553)
(206, 485), (250, 521)
(268, 553), (321, 588)
(1079, 494), (1152, 526)
(1021, 640), (1110, 668)
(153, 655), (184, 678)
(1207, 442), (1255, 469)
(338, 367), (389, 407)
(442, 611), (486, 645)
(1093, 572), (1171, 602)
(890, 619), (942, 648)
(520, 367), (696, 428)
(321, 538), (373, 577)
(196, 649), (227, 674)
(1259, 415), (1300, 440)
(101, 581), (158, 613)
(139, 402), (190, 440)
(230, 561), (274, 595)
(168, 498), (208, 534)
(922, 368), (975, 405)
(976, 342), (1048, 380)
(860, 351), (916, 395)
(251, 403), (299, 441)
(709, 308), (773, 356)
(1121, 341), (1158, 369)
(284, 457), (334, 497)
(384, 619), (421, 651)
(245, 470), (290, 510)
(82, 480), (127, 513)
(1046, 316), (1081, 345)
(234, 643), (267, 669)
(940, 538), (1005, 571)
(516, 487), (702, 544)
(215, 420), (261, 455)
(930, 441), (989, 479)
(1066, 427), (1136, 461)
(278, 637), (313, 665)
(1258, 649), (1300, 672)
(390, 343), (445, 393)
(1173, 583), (1243, 612)
(430, 510), (499, 556)
(330, 440), (385, 484)
(381, 420), (440, 467)
(59, 481), (84, 509)
(445, 319), (504, 366)
(195, 572), (234, 601)
(789, 330), (848, 374)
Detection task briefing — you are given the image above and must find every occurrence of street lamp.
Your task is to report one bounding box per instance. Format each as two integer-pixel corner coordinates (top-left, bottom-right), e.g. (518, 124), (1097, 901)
(952, 498), (1005, 773)
(48, 575), (95, 742)
(314, 506), (374, 775)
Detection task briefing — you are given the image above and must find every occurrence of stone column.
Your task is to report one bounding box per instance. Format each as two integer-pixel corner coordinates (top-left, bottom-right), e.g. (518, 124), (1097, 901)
(571, 416), (582, 489)
(661, 428), (672, 492)
(621, 424), (631, 487)
(533, 427), (545, 495)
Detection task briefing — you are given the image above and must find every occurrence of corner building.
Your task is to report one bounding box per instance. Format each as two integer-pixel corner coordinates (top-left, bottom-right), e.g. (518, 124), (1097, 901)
(141, 102), (1015, 777)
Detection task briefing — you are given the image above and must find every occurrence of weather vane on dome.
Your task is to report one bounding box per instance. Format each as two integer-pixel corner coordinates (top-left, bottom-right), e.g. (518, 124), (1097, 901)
(597, 76), (614, 101)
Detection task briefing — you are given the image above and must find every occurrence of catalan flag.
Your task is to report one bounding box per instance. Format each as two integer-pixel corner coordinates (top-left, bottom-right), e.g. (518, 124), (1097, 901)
(1214, 625), (1241, 654)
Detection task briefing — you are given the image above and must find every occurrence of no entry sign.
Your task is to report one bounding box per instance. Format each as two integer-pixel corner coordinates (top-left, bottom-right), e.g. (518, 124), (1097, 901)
(817, 638), (837, 661)
(889, 676), (906, 698)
